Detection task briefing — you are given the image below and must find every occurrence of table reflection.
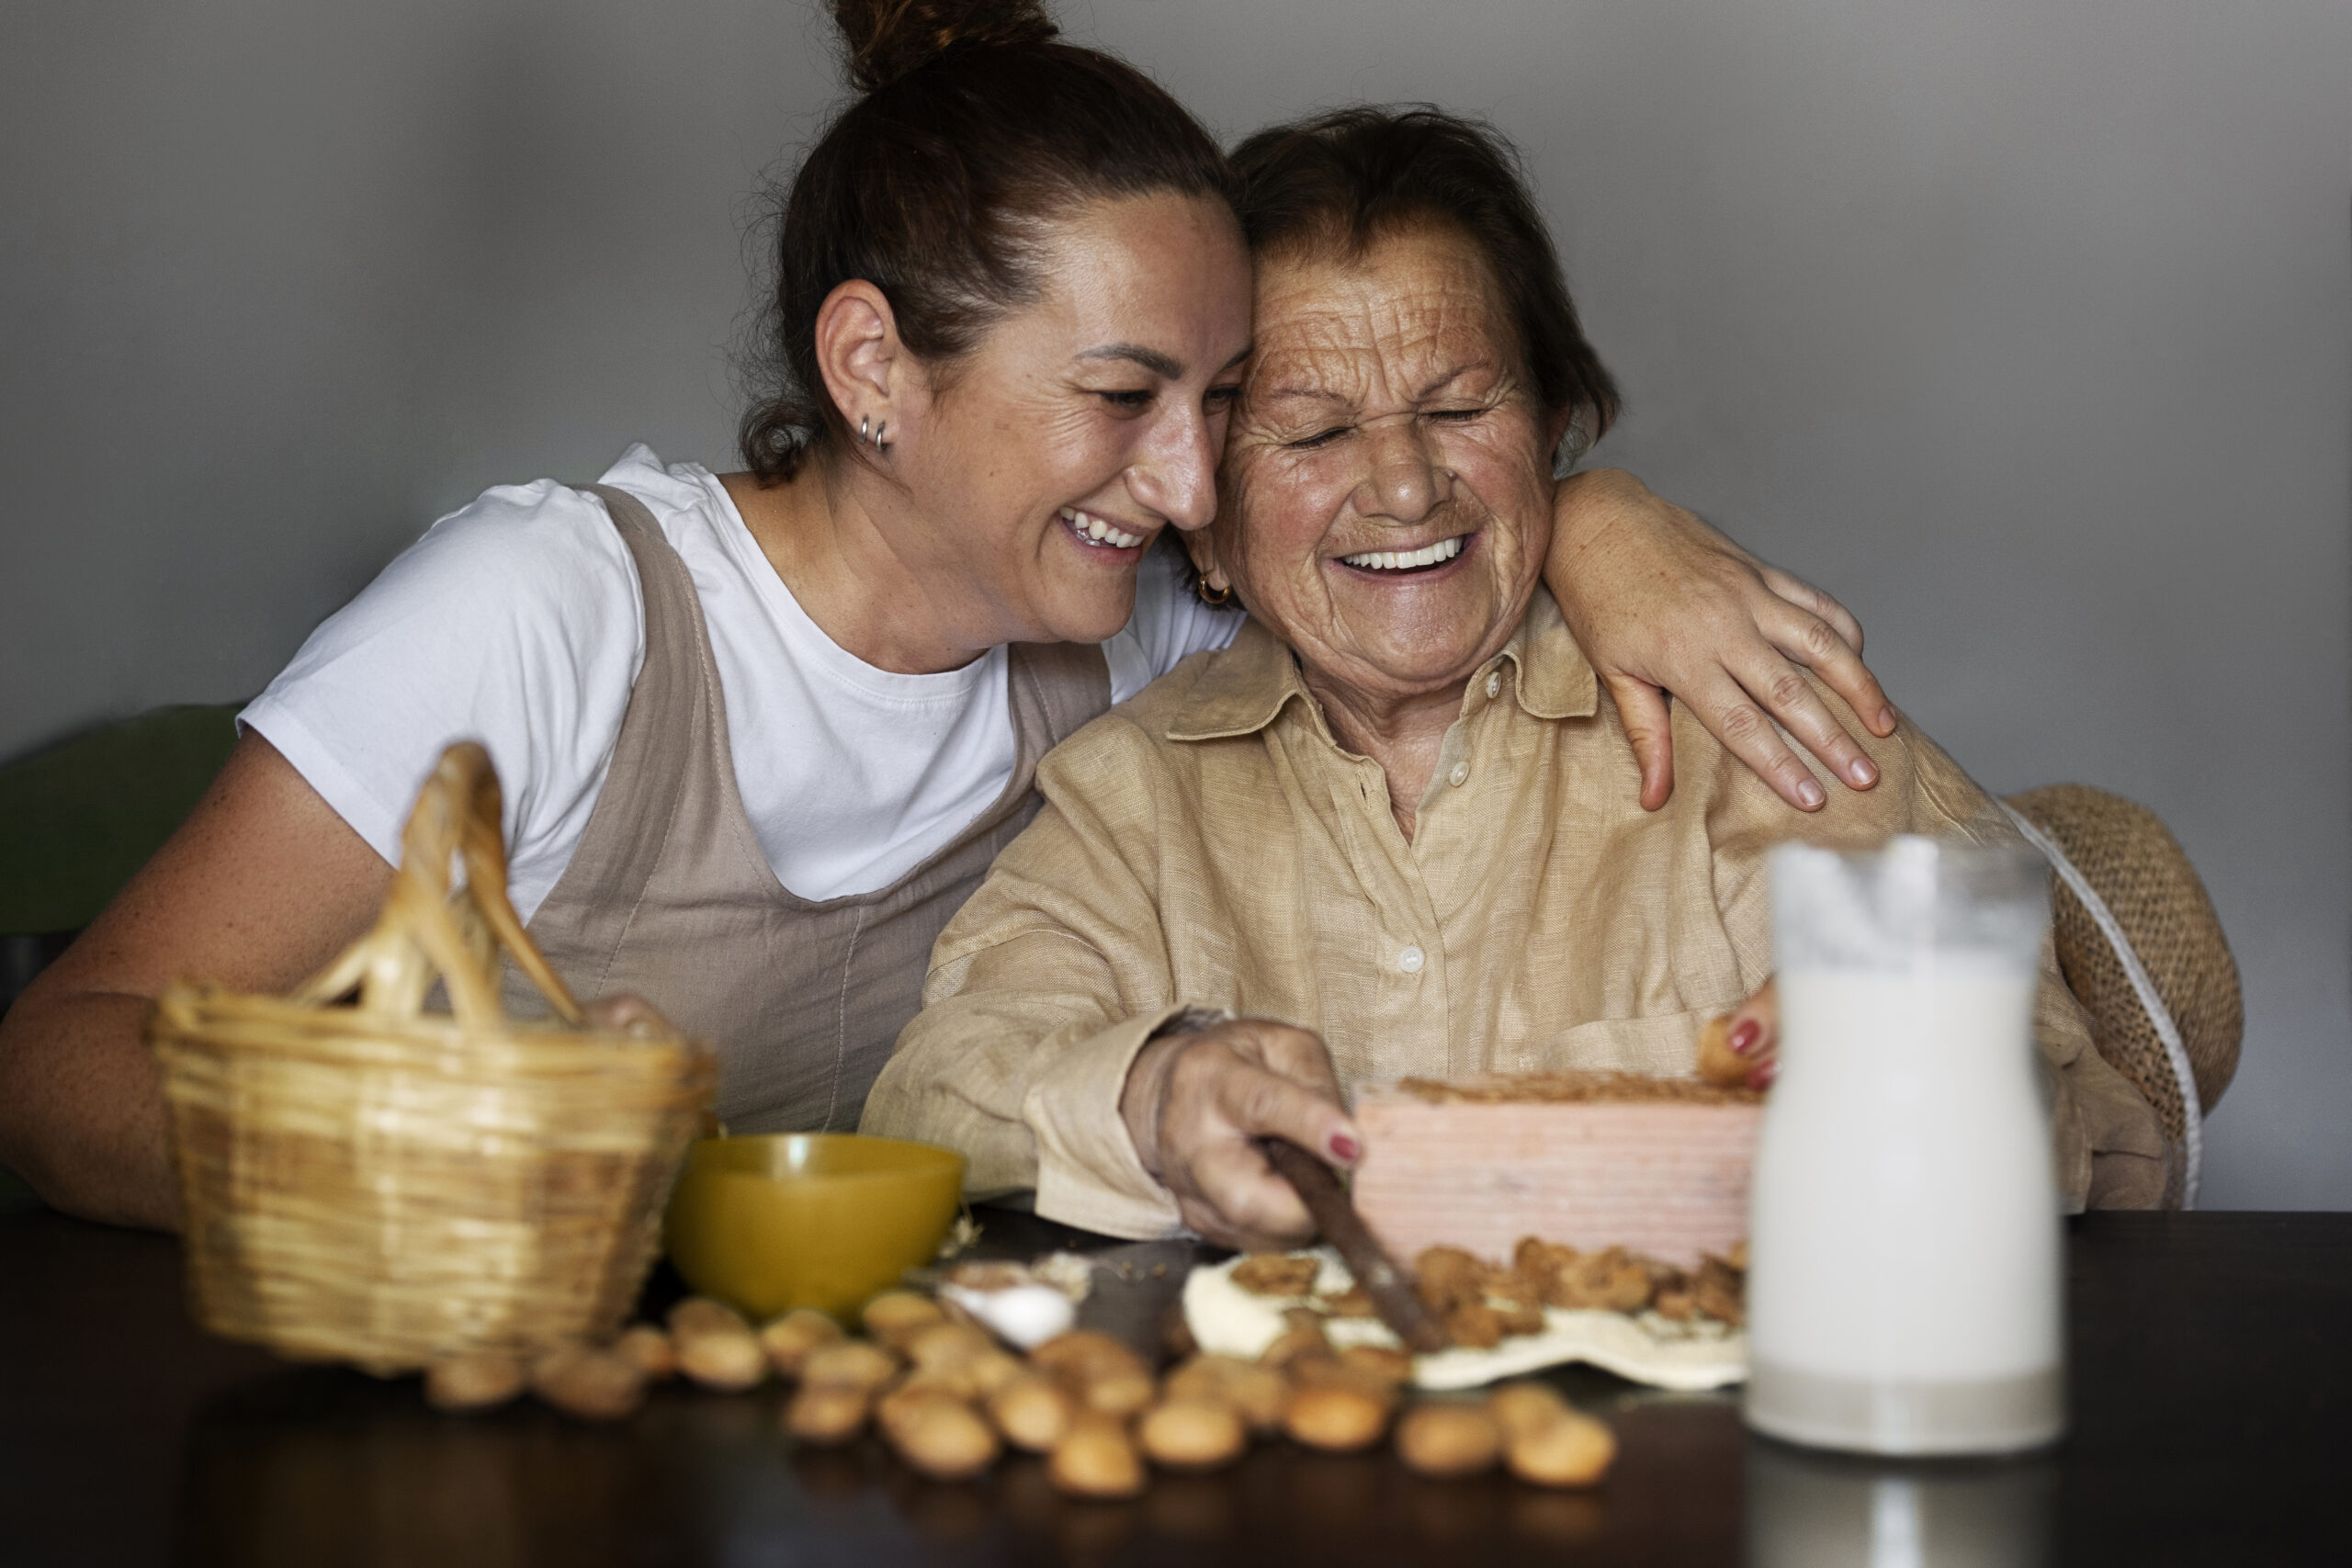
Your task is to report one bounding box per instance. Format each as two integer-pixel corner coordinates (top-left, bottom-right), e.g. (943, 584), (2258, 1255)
(1745, 1434), (2056, 1567)
(175, 1360), (1738, 1566)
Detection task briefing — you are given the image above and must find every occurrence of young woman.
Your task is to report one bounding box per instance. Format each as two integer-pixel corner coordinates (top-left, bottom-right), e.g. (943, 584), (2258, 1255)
(0, 0), (1894, 1229)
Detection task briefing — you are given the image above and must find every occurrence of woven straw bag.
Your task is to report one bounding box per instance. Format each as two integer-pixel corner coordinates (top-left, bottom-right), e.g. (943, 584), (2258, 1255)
(2002, 785), (2242, 1207)
(151, 742), (718, 1371)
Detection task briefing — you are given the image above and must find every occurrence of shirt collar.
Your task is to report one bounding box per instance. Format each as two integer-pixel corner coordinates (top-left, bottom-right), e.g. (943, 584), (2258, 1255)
(1163, 585), (1598, 743)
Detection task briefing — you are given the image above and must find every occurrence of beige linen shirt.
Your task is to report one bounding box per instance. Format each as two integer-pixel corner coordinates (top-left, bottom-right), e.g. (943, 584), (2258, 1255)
(861, 590), (2168, 1236)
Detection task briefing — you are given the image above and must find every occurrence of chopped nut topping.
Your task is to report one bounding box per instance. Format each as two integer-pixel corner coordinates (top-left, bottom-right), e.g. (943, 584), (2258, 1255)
(1397, 1071), (1760, 1106)
(1231, 1253), (1322, 1297)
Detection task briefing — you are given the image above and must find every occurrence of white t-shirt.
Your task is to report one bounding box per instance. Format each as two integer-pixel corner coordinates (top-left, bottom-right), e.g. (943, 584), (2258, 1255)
(242, 445), (1240, 917)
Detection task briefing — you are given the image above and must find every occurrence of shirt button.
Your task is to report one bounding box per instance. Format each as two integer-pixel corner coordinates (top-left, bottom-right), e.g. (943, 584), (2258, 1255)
(1448, 761), (1469, 788)
(1486, 671), (1502, 699)
(1398, 945), (1426, 975)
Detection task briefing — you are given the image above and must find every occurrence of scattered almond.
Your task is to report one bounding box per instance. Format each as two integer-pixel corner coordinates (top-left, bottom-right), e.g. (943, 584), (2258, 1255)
(1282, 1382), (1391, 1452)
(986, 1371), (1074, 1453)
(424, 1351), (526, 1412)
(610, 1325), (676, 1381)
(1396, 1403), (1504, 1478)
(668, 1298), (766, 1391)
(1164, 1354), (1290, 1433)
(1080, 1367), (1157, 1418)
(879, 1389), (1000, 1481)
(1048, 1412), (1146, 1498)
(530, 1345), (646, 1421)
(1138, 1398), (1247, 1471)
(786, 1383), (871, 1445)
(1030, 1329), (1148, 1384)
(758, 1308), (843, 1376)
(862, 1290), (947, 1348)
(801, 1339), (899, 1393)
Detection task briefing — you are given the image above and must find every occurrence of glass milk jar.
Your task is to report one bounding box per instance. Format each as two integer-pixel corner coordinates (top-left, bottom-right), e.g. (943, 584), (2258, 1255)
(1744, 836), (2065, 1455)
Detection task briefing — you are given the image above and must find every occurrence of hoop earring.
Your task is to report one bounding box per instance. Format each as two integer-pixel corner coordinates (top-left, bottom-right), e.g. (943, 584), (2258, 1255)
(1196, 578), (1232, 608)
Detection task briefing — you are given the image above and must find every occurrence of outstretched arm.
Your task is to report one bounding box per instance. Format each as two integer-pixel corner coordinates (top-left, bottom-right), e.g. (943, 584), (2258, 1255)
(1545, 468), (1896, 812)
(0, 734), (687, 1231)
(0, 734), (390, 1229)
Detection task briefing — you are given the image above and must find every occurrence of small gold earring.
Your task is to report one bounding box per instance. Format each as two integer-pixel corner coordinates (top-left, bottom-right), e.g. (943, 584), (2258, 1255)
(1196, 578), (1232, 608)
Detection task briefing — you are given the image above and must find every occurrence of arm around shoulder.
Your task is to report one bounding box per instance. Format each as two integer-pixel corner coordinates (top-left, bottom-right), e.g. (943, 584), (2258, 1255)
(1546, 468), (1894, 813)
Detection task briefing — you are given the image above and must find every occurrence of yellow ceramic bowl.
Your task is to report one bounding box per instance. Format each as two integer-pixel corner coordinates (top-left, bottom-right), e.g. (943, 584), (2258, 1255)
(662, 1133), (966, 1323)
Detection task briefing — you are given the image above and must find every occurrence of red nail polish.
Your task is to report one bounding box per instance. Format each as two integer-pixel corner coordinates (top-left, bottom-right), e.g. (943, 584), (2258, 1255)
(1729, 1021), (1760, 1055)
(1751, 1062), (1778, 1090)
(1329, 1134), (1361, 1163)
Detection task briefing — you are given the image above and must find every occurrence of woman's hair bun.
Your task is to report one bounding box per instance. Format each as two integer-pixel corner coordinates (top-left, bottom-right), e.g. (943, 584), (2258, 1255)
(833, 0), (1060, 93)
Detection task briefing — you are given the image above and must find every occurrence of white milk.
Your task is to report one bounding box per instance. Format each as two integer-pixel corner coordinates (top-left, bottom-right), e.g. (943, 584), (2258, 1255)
(1746, 840), (2064, 1454)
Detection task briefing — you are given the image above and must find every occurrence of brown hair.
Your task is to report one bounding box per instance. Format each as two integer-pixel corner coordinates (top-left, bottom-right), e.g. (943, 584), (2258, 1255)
(738, 0), (1239, 482)
(1229, 106), (1621, 453)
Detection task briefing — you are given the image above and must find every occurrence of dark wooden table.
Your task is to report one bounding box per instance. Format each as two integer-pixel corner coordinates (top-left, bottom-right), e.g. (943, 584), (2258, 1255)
(2, 1206), (2346, 1566)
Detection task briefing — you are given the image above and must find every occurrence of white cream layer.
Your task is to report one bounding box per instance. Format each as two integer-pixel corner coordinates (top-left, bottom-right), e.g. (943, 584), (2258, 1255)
(1182, 1248), (1747, 1393)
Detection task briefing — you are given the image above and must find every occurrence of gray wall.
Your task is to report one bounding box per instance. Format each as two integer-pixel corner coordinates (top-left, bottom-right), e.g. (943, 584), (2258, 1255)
(4, 1), (2346, 1206)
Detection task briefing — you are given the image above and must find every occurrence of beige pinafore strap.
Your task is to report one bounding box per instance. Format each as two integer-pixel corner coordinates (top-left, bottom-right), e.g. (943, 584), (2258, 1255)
(507, 483), (1111, 1134)
(511, 486), (718, 981)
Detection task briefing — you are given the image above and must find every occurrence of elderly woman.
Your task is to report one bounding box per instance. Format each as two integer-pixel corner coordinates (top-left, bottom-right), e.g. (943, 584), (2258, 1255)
(861, 107), (2167, 1245)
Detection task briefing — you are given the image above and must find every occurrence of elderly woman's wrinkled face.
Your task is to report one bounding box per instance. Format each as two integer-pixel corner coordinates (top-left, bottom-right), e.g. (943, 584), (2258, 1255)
(1205, 224), (1560, 703)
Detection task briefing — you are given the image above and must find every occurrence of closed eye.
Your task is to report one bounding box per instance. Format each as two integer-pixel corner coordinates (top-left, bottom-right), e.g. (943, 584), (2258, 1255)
(1286, 425), (1352, 451)
(1425, 407), (1486, 423)
(1097, 389), (1155, 412)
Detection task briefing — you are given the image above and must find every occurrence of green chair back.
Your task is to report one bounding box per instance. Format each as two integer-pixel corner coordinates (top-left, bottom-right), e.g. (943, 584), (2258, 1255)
(0, 704), (243, 936)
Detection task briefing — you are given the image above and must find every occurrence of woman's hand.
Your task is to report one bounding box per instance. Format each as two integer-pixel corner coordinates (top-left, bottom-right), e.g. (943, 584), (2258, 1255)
(1547, 468), (1896, 813)
(1118, 1016), (1361, 1250)
(1698, 978), (1781, 1091)
(583, 992), (679, 1039)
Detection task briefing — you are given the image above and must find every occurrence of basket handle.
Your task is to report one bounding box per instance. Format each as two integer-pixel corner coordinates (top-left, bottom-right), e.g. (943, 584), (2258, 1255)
(295, 742), (585, 1029)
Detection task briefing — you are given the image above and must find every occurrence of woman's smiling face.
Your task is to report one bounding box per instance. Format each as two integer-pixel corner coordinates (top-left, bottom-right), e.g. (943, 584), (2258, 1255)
(889, 190), (1253, 648)
(1204, 222), (1562, 706)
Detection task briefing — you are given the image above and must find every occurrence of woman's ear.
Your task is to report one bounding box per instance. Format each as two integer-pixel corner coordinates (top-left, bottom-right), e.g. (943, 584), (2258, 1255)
(812, 279), (904, 447)
(1546, 404), (1596, 480)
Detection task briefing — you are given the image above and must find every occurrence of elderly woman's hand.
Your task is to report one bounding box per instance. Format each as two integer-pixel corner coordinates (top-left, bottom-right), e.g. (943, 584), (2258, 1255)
(1550, 468), (1896, 813)
(1119, 1016), (1362, 1250)
(1699, 978), (1781, 1091)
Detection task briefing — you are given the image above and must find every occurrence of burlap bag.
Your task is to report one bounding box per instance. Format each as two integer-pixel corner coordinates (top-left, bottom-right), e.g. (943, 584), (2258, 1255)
(2003, 784), (2241, 1206)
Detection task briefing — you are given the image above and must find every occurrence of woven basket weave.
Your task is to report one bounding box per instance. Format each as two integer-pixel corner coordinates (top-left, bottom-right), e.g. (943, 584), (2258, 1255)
(2004, 784), (2242, 1151)
(150, 742), (718, 1371)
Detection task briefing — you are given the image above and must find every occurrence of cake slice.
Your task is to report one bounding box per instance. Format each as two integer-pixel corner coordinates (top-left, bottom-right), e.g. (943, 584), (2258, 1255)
(1350, 1072), (1762, 1271)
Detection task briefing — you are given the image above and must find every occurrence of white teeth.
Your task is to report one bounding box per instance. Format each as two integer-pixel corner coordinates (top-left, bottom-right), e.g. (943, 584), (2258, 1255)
(1341, 536), (1464, 571)
(1061, 507), (1143, 549)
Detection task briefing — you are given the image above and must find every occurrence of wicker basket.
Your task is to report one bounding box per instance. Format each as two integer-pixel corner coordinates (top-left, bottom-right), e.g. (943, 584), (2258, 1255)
(150, 742), (718, 1371)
